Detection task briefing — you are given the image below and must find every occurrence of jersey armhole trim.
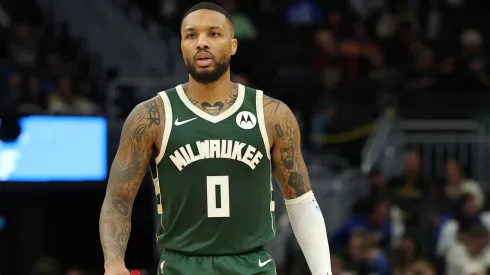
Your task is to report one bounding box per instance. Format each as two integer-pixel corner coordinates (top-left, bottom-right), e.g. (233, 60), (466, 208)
(155, 91), (173, 164)
(256, 90), (271, 160)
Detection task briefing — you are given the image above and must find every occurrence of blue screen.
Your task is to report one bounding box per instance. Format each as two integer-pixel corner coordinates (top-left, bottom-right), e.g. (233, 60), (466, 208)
(0, 116), (107, 182)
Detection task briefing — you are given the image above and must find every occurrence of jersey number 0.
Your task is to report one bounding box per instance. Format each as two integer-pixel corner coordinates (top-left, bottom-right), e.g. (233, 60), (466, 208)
(153, 175), (230, 217)
(206, 176), (230, 218)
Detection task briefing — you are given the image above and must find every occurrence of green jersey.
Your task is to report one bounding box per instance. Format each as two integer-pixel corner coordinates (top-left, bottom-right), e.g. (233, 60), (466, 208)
(150, 84), (275, 255)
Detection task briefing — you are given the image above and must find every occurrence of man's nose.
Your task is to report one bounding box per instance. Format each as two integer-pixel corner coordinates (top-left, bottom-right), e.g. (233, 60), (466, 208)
(196, 34), (209, 50)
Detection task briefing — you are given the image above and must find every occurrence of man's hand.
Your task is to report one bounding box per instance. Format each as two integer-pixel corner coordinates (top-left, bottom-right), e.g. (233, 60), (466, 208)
(104, 260), (130, 275)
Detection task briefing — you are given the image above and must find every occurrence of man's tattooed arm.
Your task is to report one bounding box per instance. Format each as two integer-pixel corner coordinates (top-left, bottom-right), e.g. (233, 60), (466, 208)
(99, 96), (164, 267)
(264, 96), (312, 199)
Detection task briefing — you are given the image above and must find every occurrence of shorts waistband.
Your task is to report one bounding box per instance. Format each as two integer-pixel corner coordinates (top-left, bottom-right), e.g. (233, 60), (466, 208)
(164, 246), (264, 257)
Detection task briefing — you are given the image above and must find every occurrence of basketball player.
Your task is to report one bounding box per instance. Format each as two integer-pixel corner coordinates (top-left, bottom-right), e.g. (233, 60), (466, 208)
(100, 2), (332, 275)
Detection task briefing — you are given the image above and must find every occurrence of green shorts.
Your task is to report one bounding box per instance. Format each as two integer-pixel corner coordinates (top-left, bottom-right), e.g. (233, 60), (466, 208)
(158, 249), (277, 275)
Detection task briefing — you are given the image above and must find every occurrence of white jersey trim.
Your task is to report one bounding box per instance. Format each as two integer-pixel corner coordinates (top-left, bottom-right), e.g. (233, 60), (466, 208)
(175, 84), (245, 124)
(155, 91), (173, 164)
(255, 90), (271, 160)
(256, 90), (275, 235)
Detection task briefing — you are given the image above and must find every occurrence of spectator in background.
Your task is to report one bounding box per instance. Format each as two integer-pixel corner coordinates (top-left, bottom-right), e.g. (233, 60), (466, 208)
(333, 199), (404, 249)
(18, 75), (44, 114)
(444, 159), (484, 210)
(457, 29), (488, 90)
(376, 0), (420, 44)
(8, 22), (38, 68)
(367, 168), (388, 199)
(403, 41), (435, 93)
(331, 254), (353, 275)
(315, 29), (340, 72)
(353, 168), (388, 214)
(339, 21), (384, 78)
(436, 193), (490, 257)
(362, 233), (390, 275)
(48, 76), (98, 116)
(341, 230), (390, 275)
(408, 260), (436, 274)
(389, 148), (427, 227)
(375, 9), (397, 39)
(392, 234), (423, 274)
(326, 11), (344, 38)
(341, 230), (370, 273)
(221, 0), (257, 41)
(426, 159), (478, 226)
(446, 225), (490, 275)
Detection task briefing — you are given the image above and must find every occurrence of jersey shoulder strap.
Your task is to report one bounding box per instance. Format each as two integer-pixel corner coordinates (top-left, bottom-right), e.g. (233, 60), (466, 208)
(240, 85), (270, 160)
(160, 86), (179, 103)
(155, 87), (176, 164)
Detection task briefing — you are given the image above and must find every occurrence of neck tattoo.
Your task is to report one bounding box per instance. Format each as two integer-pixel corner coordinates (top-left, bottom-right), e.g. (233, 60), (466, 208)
(201, 102), (225, 116)
(183, 83), (238, 116)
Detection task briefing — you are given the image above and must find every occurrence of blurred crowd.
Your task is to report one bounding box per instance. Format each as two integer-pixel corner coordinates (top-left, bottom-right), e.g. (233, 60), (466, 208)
(4, 0), (489, 145)
(0, 0), (101, 117)
(325, 148), (490, 275)
(134, 0), (489, 151)
(2, 0), (490, 274)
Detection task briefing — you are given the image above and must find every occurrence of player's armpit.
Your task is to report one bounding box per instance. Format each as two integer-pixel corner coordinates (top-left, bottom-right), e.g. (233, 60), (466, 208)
(264, 96), (312, 200)
(99, 96), (164, 265)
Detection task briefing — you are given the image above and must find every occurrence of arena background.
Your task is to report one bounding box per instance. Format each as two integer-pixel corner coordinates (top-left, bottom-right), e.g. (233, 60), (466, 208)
(1, 0), (490, 274)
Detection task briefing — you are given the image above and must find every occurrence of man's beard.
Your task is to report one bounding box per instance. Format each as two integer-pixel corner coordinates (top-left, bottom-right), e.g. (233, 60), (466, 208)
(185, 56), (230, 84)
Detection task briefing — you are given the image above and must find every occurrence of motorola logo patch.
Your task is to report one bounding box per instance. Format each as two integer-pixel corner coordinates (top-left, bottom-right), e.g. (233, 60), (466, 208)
(236, 111), (257, 130)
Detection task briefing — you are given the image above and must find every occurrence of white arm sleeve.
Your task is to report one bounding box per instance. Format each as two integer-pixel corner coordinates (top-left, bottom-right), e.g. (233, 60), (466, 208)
(285, 191), (332, 275)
